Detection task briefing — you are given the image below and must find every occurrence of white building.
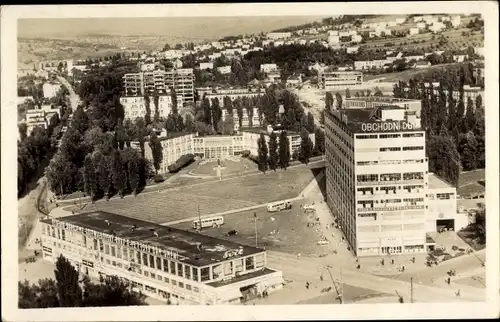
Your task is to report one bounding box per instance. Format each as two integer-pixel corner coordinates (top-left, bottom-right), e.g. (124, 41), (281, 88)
(351, 35), (363, 43)
(451, 16), (462, 28)
(354, 60), (390, 70)
(319, 71), (363, 89)
(199, 62), (214, 70)
(324, 104), (428, 256)
(141, 63), (157, 72)
(346, 46), (359, 54)
(430, 22), (445, 33)
(260, 64), (278, 73)
(43, 83), (62, 99)
(266, 32), (292, 40)
(40, 212), (283, 305)
(409, 28), (420, 36)
(344, 96), (422, 119)
(221, 107), (261, 131)
(241, 129), (315, 158)
(328, 36), (340, 45)
(217, 66), (232, 74)
(426, 173), (469, 232)
(120, 95), (173, 120)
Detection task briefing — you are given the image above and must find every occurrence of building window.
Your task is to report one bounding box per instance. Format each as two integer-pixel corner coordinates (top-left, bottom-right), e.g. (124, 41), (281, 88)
(179, 282), (184, 288)
(150, 273), (156, 279)
(164, 277), (169, 283)
(402, 146), (424, 151)
(185, 265), (191, 280)
(156, 257), (162, 270)
(144, 271), (149, 277)
(149, 255), (155, 269)
(111, 246), (116, 257)
(186, 284), (192, 291)
(245, 257), (255, 270)
(136, 252), (142, 264)
(193, 268), (199, 281)
(171, 280), (177, 286)
(177, 263), (184, 278)
(170, 261), (176, 275)
(104, 244), (110, 255)
(116, 246), (122, 259)
(200, 267), (210, 282)
(163, 259), (169, 273)
(142, 253), (148, 266)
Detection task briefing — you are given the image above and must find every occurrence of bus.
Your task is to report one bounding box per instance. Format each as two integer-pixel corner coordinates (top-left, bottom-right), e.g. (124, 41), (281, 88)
(192, 216), (224, 230)
(267, 200), (292, 212)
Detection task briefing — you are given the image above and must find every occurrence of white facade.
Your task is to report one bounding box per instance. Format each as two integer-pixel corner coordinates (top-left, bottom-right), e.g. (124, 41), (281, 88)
(199, 62), (214, 70)
(40, 214), (283, 305)
(426, 173), (469, 232)
(260, 64), (278, 73)
(266, 32), (292, 40)
(328, 35), (340, 45)
(354, 60), (390, 70)
(409, 28), (420, 35)
(217, 66), (232, 74)
(325, 106), (428, 256)
(241, 130), (314, 158)
(43, 83), (62, 98)
(319, 71), (363, 89)
(120, 95), (173, 120)
(221, 107), (261, 130)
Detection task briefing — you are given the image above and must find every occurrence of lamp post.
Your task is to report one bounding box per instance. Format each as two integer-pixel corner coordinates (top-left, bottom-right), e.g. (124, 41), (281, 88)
(254, 212), (258, 247)
(410, 276), (414, 303)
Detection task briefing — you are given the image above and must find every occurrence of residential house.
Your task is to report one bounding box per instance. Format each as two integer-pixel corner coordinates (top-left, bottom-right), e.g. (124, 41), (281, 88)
(260, 63), (278, 73)
(217, 66), (232, 74)
(199, 62), (214, 70)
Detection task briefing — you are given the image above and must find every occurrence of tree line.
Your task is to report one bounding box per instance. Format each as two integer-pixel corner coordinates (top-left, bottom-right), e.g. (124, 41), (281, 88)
(19, 255), (146, 308)
(393, 63), (485, 186)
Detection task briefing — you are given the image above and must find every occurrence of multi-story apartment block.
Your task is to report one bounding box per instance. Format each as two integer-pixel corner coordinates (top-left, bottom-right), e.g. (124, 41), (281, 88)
(24, 105), (60, 135)
(204, 89), (264, 107)
(122, 69), (194, 105)
(40, 211), (283, 305)
(221, 107), (261, 130)
(324, 104), (428, 256)
(120, 95), (174, 121)
(319, 71), (363, 89)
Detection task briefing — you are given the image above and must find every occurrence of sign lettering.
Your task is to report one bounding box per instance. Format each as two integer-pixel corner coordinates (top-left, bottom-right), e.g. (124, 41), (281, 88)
(361, 122), (413, 132)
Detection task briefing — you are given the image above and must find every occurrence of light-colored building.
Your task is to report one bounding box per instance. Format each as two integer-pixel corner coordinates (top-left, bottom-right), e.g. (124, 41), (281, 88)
(221, 107), (261, 130)
(409, 28), (420, 36)
(40, 212), (283, 305)
(260, 64), (278, 73)
(43, 83), (62, 99)
(344, 97), (422, 121)
(328, 35), (340, 45)
(324, 104), (428, 256)
(319, 71), (363, 89)
(192, 135), (246, 159)
(241, 129), (315, 158)
(123, 69), (194, 104)
(266, 32), (292, 40)
(426, 173), (469, 232)
(199, 62), (214, 70)
(217, 66), (232, 74)
(120, 95), (174, 121)
(205, 89), (264, 108)
(354, 60), (390, 70)
(451, 15), (461, 28)
(24, 105), (60, 135)
(145, 133), (194, 173)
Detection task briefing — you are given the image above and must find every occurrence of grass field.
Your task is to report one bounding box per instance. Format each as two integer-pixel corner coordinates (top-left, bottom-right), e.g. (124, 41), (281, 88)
(65, 164), (316, 224)
(175, 166), (315, 204)
(191, 159), (256, 176)
(363, 63), (462, 82)
(172, 200), (335, 256)
(458, 169), (485, 198)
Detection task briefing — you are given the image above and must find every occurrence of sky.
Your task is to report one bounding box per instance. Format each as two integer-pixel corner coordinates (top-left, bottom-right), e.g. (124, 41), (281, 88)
(18, 16), (329, 39)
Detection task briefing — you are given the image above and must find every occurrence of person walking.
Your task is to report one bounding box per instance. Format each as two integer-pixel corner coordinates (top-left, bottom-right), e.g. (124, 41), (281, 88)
(305, 281), (310, 289)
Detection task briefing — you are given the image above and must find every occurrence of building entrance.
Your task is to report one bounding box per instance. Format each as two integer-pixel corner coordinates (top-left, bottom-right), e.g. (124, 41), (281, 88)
(436, 219), (455, 232)
(381, 246), (402, 255)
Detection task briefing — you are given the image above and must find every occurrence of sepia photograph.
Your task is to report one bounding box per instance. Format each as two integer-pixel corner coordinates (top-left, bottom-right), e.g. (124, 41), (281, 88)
(1, 2), (499, 321)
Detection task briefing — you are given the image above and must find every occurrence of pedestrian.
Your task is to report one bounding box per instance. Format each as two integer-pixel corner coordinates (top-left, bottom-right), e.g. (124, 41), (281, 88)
(447, 277), (451, 284)
(305, 282), (310, 289)
(381, 259), (384, 266)
(320, 274), (324, 281)
(297, 253), (301, 260)
(412, 257), (415, 263)
(391, 259), (394, 264)
(402, 266), (405, 272)
(356, 264), (360, 269)
(456, 289), (460, 297)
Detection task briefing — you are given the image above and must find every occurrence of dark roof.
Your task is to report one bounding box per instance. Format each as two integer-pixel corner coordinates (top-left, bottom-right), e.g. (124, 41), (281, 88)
(42, 211), (264, 267)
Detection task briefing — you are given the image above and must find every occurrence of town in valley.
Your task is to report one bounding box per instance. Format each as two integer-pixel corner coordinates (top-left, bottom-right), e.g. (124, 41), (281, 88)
(16, 13), (489, 308)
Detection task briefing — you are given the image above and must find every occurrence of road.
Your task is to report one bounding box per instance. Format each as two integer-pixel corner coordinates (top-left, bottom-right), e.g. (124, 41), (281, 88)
(57, 75), (80, 111)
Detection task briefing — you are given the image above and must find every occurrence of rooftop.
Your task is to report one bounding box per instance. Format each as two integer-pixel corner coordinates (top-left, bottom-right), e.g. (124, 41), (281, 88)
(328, 107), (422, 133)
(428, 173), (454, 190)
(41, 211), (264, 267)
(345, 96), (420, 103)
(239, 127), (300, 136)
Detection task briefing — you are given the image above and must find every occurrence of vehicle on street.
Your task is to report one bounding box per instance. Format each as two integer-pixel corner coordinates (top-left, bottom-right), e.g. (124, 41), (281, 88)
(192, 216), (224, 229)
(267, 200), (292, 212)
(226, 230), (238, 236)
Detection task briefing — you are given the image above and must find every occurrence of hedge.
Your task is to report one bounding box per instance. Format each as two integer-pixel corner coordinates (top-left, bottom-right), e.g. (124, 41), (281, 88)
(168, 153), (195, 173)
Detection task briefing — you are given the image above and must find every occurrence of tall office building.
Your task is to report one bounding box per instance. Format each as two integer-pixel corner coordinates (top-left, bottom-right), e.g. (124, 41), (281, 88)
(324, 103), (428, 257)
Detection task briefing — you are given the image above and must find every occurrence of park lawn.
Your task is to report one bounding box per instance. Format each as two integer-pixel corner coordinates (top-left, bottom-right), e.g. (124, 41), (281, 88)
(172, 200), (335, 256)
(457, 225), (486, 251)
(175, 165), (316, 205)
(363, 63), (462, 82)
(191, 159), (257, 176)
(64, 190), (257, 224)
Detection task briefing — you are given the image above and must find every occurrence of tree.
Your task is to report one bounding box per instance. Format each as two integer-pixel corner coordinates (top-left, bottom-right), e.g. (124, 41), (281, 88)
(306, 112), (315, 133)
(335, 92), (343, 109)
(19, 123), (28, 141)
(82, 275), (146, 307)
(374, 87), (383, 97)
(299, 129), (313, 164)
(97, 155), (112, 200)
(152, 90), (160, 123)
(458, 131), (478, 171)
(278, 131), (290, 170)
(325, 92), (334, 109)
(127, 156), (139, 196)
(314, 128), (325, 155)
(427, 135), (461, 187)
(170, 87), (178, 115)
(83, 154), (98, 202)
(148, 131), (163, 174)
(54, 255), (83, 307)
(465, 97), (476, 132)
(19, 278), (59, 309)
(112, 150), (127, 198)
(202, 97), (211, 125)
(211, 98), (222, 131)
(165, 113), (176, 132)
(268, 132), (279, 171)
(345, 88), (351, 98)
(184, 113), (196, 132)
(236, 105), (244, 128)
(475, 94), (482, 111)
(144, 94), (151, 124)
(257, 133), (269, 173)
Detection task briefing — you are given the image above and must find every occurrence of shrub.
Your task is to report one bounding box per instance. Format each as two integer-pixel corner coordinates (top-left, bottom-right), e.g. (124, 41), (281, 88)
(451, 245), (459, 251)
(167, 153), (195, 173)
(240, 150), (251, 158)
(153, 174), (164, 183)
(248, 154), (259, 164)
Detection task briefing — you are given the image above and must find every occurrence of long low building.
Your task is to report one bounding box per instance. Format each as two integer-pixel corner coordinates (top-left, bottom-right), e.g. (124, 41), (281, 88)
(143, 128), (315, 174)
(40, 211), (284, 305)
(319, 71), (363, 89)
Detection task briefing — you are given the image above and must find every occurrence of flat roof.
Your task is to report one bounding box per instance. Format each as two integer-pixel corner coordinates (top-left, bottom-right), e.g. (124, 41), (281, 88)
(428, 173), (454, 190)
(207, 267), (277, 288)
(345, 97), (420, 103)
(239, 127), (300, 136)
(42, 211), (264, 267)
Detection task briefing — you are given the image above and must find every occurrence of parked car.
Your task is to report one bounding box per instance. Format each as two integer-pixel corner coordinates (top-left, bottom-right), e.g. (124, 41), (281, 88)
(226, 230), (238, 236)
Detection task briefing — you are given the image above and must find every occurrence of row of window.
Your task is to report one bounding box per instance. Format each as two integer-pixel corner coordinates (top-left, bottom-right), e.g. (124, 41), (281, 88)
(356, 132), (424, 139)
